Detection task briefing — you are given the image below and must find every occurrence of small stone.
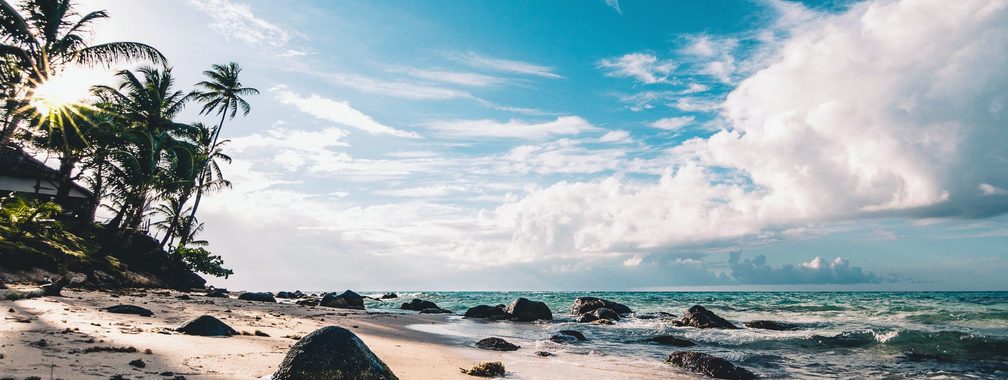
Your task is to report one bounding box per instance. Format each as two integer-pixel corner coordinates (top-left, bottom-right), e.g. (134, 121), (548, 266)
(129, 358), (146, 368)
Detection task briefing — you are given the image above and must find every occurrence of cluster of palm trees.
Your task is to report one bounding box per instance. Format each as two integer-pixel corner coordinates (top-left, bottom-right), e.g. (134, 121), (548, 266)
(0, 0), (257, 268)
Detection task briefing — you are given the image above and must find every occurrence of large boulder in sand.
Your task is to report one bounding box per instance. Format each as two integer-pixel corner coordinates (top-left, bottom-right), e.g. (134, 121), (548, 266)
(273, 326), (398, 380)
(400, 298), (438, 311)
(104, 304), (154, 317)
(666, 351), (756, 379)
(463, 304), (510, 320)
(176, 315), (238, 336)
(570, 297), (632, 317)
(506, 298), (552, 322)
(321, 290), (365, 310)
(576, 307), (620, 323)
(475, 337), (520, 351)
(238, 292), (276, 303)
(676, 305), (738, 329)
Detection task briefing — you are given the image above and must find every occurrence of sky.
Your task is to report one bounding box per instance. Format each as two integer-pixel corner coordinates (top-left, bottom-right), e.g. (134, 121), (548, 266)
(60, 0), (1008, 291)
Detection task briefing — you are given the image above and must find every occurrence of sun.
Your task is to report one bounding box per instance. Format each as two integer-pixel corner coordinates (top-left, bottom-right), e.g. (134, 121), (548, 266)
(28, 67), (95, 116)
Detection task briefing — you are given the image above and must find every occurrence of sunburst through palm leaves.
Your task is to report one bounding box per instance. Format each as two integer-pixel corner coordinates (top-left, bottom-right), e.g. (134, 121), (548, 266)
(16, 63), (97, 143)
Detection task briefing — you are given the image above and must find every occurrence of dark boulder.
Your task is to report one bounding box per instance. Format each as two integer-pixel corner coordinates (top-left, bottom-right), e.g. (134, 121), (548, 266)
(297, 298), (321, 307)
(576, 307), (619, 323)
(400, 298), (439, 311)
(273, 326), (398, 380)
(506, 298), (552, 322)
(475, 337), (520, 351)
(637, 312), (677, 320)
(548, 330), (586, 344)
(276, 291), (297, 299)
(570, 297), (632, 317)
(41, 275), (72, 296)
(463, 305), (510, 320)
(104, 305), (154, 317)
(744, 320), (797, 331)
(644, 335), (696, 347)
(460, 362), (505, 377)
(419, 308), (452, 314)
(320, 290), (365, 310)
(176, 315), (238, 336)
(666, 351), (756, 379)
(205, 288), (228, 298)
(380, 293), (398, 299)
(535, 351), (554, 357)
(238, 292), (276, 303)
(556, 330), (586, 341)
(677, 305), (738, 329)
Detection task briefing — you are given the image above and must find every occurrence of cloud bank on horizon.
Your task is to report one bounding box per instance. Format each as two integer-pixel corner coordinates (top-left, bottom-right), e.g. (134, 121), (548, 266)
(79, 0), (1008, 289)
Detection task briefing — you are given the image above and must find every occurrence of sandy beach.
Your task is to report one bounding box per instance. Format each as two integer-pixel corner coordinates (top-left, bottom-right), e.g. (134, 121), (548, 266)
(0, 288), (681, 379)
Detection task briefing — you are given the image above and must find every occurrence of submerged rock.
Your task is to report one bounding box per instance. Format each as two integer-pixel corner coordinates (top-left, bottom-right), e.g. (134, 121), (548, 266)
(273, 326), (398, 380)
(744, 320), (798, 331)
(320, 290), (365, 310)
(380, 293), (398, 299)
(475, 337), (520, 351)
(238, 292), (276, 303)
(637, 312), (677, 320)
(576, 307), (620, 323)
(676, 305), (738, 329)
(644, 335), (696, 347)
(666, 351), (756, 379)
(400, 298), (439, 311)
(548, 330), (587, 344)
(104, 304), (154, 317)
(463, 305), (510, 320)
(506, 298), (552, 322)
(556, 330), (587, 341)
(570, 297), (632, 318)
(176, 315), (238, 336)
(460, 361), (505, 377)
(419, 307), (452, 314)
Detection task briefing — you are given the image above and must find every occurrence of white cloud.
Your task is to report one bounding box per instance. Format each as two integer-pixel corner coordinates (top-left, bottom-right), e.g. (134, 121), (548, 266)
(487, 139), (627, 175)
(605, 0), (622, 14)
(272, 86), (420, 138)
(599, 53), (676, 84)
(599, 130), (632, 143)
(427, 116), (597, 139)
(374, 185), (469, 198)
(187, 0), (294, 48)
(453, 52), (562, 79)
(980, 183), (1008, 196)
(388, 66), (506, 87)
(650, 116), (695, 131)
(310, 71), (474, 101)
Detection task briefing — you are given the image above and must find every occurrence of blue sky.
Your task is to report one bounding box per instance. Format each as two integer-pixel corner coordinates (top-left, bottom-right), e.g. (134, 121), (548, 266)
(69, 0), (1008, 290)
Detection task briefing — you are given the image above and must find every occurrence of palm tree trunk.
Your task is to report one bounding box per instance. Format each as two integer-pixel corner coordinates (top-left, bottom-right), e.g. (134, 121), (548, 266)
(54, 155), (78, 209)
(157, 192), (190, 251)
(181, 112), (226, 245)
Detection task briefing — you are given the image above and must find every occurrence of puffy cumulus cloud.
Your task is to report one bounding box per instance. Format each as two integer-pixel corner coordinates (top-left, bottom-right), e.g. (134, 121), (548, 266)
(599, 53), (676, 84)
(489, 0), (1008, 259)
(728, 252), (879, 284)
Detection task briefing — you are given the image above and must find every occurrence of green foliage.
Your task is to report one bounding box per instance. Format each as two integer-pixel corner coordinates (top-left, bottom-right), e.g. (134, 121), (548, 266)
(0, 193), (63, 241)
(174, 246), (233, 279)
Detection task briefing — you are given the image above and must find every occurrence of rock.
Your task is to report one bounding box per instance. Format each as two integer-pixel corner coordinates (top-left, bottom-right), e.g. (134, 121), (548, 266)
(576, 307), (619, 323)
(276, 291), (297, 299)
(41, 276), (71, 296)
(535, 351), (554, 357)
(570, 297), (633, 318)
(644, 335), (696, 347)
(475, 337), (520, 351)
(205, 289), (228, 298)
(176, 294), (191, 300)
(400, 298), (439, 311)
(175, 315), (238, 336)
(556, 330), (586, 341)
(296, 298), (320, 307)
(592, 318), (614, 325)
(548, 331), (587, 344)
(506, 298), (552, 322)
(103, 305), (154, 317)
(460, 361), (505, 377)
(677, 305), (738, 329)
(128, 359), (146, 368)
(637, 312), (677, 320)
(380, 292), (398, 299)
(463, 305), (510, 320)
(419, 308), (452, 314)
(254, 330), (270, 337)
(666, 351), (756, 379)
(320, 290), (365, 310)
(744, 320), (797, 331)
(273, 326), (398, 380)
(238, 292), (277, 303)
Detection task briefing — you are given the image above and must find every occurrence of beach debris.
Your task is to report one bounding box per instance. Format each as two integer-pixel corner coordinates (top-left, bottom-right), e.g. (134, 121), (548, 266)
(128, 358), (146, 368)
(380, 292), (398, 299)
(103, 304), (154, 317)
(283, 334), (302, 340)
(535, 351), (554, 357)
(744, 320), (798, 331)
(570, 297), (633, 321)
(576, 307), (620, 323)
(666, 351), (756, 379)
(238, 292), (277, 303)
(644, 335), (696, 347)
(675, 305), (738, 329)
(254, 330), (270, 337)
(463, 304), (510, 320)
(506, 298), (553, 322)
(175, 315), (238, 336)
(460, 361), (505, 377)
(400, 298), (439, 311)
(320, 290), (366, 310)
(82, 346), (138, 353)
(273, 326), (398, 380)
(476, 337), (520, 351)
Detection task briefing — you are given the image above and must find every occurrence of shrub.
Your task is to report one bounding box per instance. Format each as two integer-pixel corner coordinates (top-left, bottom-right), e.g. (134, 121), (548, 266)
(174, 246), (233, 278)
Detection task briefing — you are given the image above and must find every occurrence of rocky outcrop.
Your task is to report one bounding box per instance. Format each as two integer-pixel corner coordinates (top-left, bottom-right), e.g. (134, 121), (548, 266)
(380, 292), (398, 299)
(644, 335), (696, 347)
(176, 315), (238, 336)
(570, 297), (632, 318)
(506, 298), (552, 322)
(463, 304), (510, 320)
(238, 292), (276, 303)
(276, 290), (305, 299)
(675, 305), (738, 329)
(205, 288), (228, 298)
(575, 307), (619, 323)
(666, 351), (756, 379)
(273, 326), (398, 380)
(103, 304), (154, 317)
(400, 298), (439, 311)
(320, 290), (365, 310)
(475, 337), (520, 351)
(744, 320), (797, 331)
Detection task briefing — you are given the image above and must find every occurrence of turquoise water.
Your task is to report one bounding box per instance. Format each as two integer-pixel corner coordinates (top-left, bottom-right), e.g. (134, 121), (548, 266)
(358, 291), (1008, 378)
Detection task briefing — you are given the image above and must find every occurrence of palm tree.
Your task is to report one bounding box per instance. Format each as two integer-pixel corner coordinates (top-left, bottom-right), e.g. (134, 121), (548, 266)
(181, 62), (256, 244)
(0, 0), (166, 143)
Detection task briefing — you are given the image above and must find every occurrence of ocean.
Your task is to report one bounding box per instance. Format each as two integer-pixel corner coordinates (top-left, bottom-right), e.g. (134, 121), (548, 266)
(357, 291), (1008, 379)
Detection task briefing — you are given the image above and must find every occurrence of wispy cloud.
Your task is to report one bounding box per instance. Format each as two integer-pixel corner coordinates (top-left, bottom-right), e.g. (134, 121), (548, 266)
(427, 116), (596, 139)
(604, 0), (623, 14)
(453, 52), (563, 79)
(650, 116), (695, 131)
(387, 66), (507, 87)
(187, 0), (295, 48)
(600, 53), (676, 84)
(272, 86), (421, 138)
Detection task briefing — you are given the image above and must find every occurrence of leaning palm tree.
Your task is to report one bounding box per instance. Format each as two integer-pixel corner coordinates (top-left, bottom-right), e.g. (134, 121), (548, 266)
(181, 62), (256, 244)
(0, 0), (166, 143)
